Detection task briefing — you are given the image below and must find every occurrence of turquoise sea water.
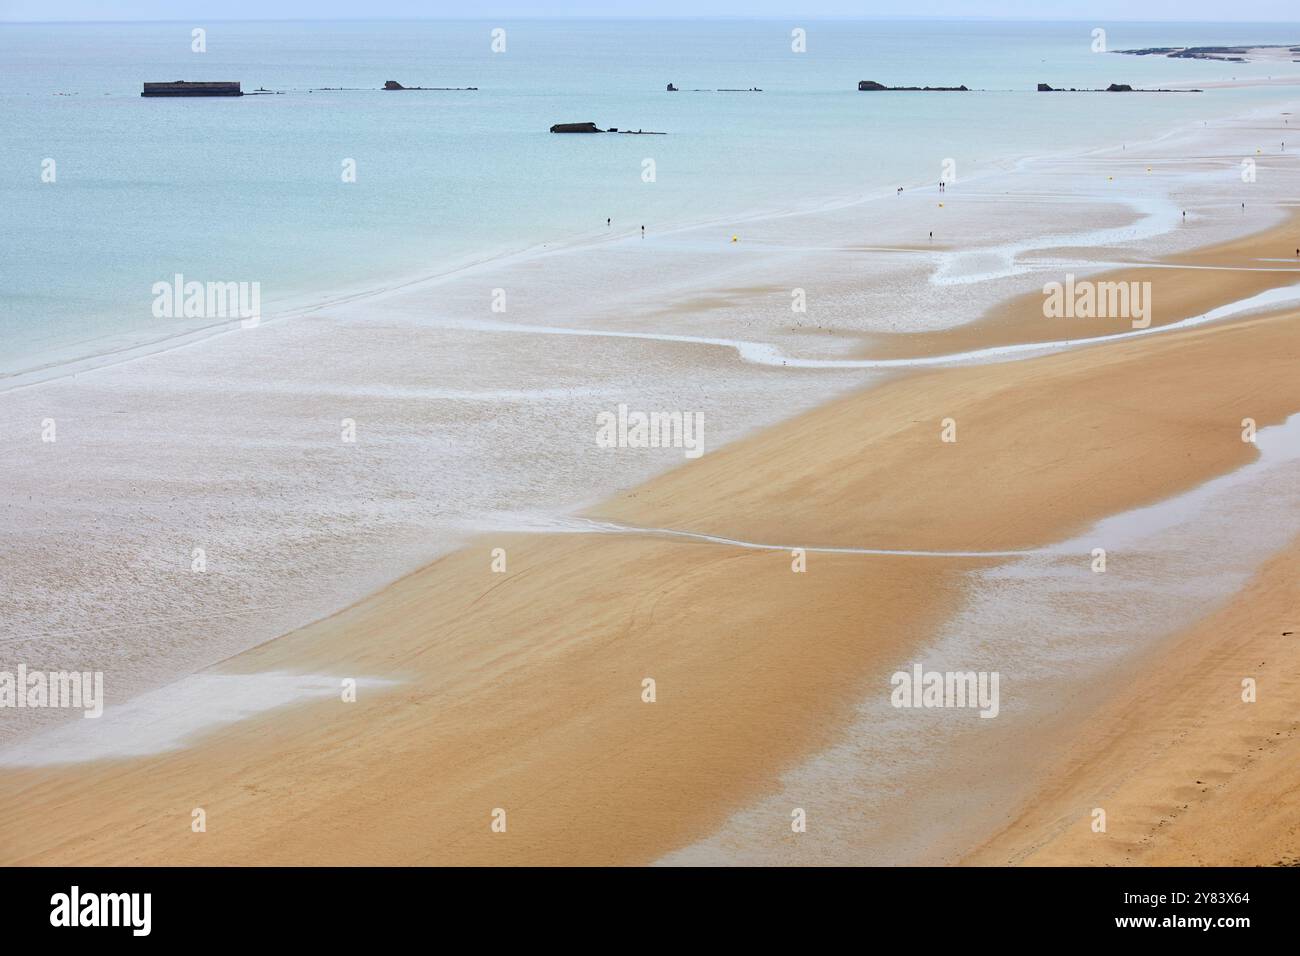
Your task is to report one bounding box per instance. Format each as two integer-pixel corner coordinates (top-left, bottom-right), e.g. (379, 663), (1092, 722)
(2, 18), (1299, 375)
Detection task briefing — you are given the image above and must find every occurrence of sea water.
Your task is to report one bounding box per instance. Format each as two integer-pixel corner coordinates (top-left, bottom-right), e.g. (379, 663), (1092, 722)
(3, 18), (1300, 377)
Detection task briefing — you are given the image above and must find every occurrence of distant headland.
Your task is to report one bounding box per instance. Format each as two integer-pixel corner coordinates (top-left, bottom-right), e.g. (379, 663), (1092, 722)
(1116, 44), (1300, 63)
(140, 80), (477, 97)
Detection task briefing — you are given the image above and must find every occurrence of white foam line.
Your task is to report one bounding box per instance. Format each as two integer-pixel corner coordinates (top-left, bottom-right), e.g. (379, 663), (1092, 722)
(1022, 259), (1300, 274)
(499, 515), (1030, 558)
(436, 282), (1300, 371)
(930, 193), (1183, 286)
(1079, 262), (1300, 273)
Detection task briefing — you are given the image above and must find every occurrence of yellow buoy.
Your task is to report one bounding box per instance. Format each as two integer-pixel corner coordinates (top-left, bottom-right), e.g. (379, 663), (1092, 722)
(731, 235), (738, 242)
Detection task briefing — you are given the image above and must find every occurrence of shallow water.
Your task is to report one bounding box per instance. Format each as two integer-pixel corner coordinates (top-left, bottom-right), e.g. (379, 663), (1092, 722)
(4, 18), (1300, 375)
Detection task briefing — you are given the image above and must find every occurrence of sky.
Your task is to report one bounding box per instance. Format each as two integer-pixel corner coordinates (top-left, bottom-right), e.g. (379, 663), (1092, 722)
(1, 0), (1297, 20)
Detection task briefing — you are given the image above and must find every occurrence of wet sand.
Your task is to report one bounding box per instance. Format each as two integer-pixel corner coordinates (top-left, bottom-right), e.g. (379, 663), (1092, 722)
(963, 538), (1300, 866)
(2, 212), (1297, 865)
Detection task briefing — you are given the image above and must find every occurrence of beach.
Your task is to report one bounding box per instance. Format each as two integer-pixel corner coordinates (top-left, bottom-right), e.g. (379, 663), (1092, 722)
(2, 18), (1300, 868)
(3, 154), (1298, 865)
(3, 304), (1296, 865)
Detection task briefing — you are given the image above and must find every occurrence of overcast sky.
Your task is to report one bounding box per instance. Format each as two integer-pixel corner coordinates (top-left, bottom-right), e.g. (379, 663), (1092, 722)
(3, 0), (1297, 21)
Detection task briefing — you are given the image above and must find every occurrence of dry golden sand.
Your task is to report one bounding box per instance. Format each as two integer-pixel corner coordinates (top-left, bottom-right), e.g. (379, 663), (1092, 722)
(1, 221), (1297, 866)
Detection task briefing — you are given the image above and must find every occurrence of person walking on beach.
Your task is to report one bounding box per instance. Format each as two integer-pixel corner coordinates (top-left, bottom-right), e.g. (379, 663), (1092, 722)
(607, 217), (611, 227)
(641, 225), (645, 237)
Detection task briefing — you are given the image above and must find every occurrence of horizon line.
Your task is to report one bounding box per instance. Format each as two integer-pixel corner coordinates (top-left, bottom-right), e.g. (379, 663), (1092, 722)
(4, 15), (1300, 25)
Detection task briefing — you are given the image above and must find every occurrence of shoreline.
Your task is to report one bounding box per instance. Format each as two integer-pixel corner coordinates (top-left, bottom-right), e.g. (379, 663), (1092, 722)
(5, 85), (1298, 394)
(2, 204), (1298, 865)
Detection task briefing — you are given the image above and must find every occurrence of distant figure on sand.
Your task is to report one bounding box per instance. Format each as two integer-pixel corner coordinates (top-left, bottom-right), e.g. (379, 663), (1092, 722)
(607, 217), (611, 227)
(641, 225), (645, 237)
(929, 231), (933, 240)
